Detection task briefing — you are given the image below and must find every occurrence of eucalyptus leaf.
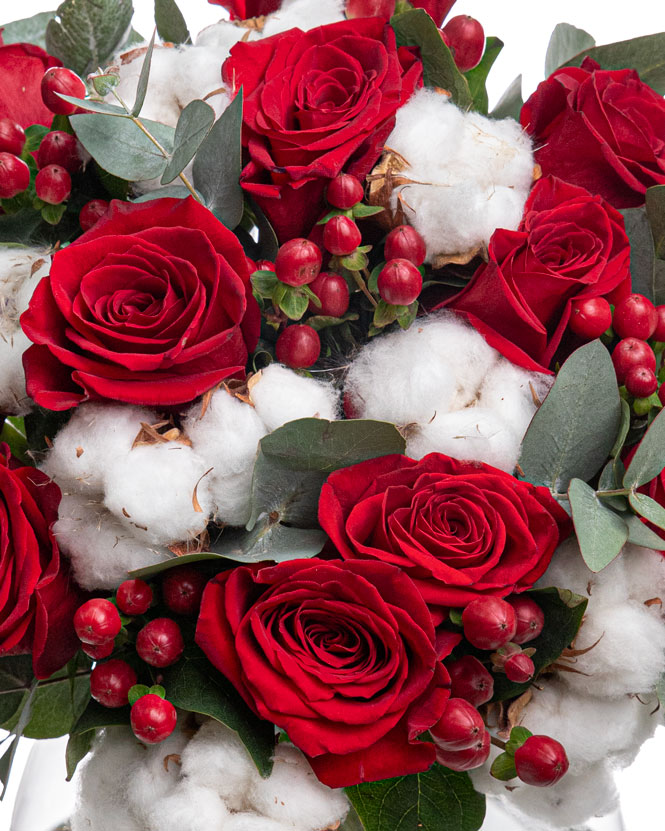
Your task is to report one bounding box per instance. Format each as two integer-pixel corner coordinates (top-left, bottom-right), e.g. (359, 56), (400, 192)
(129, 551), (226, 580)
(133, 185), (202, 202)
(211, 522), (327, 564)
(132, 29), (156, 118)
(624, 512), (665, 550)
(55, 95), (128, 118)
(568, 478), (628, 572)
(162, 99), (215, 185)
(465, 37), (504, 114)
(620, 206), (656, 301)
(154, 0), (191, 45)
(0, 11), (55, 49)
(489, 75), (523, 121)
(544, 23), (595, 76)
(628, 491), (665, 532)
(0, 679), (37, 798)
(623, 406), (665, 488)
(65, 731), (92, 781)
(646, 185), (665, 260)
(248, 451), (324, 529)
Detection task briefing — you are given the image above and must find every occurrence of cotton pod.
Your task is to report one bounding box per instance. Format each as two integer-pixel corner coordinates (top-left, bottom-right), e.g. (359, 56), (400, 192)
(261, 0), (346, 37)
(248, 364), (340, 432)
(144, 783), (230, 831)
(0, 245), (50, 329)
(536, 536), (597, 599)
(0, 328), (33, 415)
(621, 544), (665, 604)
(223, 814), (294, 831)
(477, 359), (552, 441)
(126, 727), (190, 823)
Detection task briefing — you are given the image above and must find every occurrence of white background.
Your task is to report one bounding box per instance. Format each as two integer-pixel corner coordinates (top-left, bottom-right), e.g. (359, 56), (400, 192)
(1, 0), (665, 828)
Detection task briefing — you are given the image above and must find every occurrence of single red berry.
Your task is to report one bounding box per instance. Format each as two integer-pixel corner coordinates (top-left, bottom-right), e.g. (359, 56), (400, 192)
(0, 153), (30, 199)
(462, 597), (517, 650)
(345, 0), (395, 20)
(81, 639), (115, 660)
(276, 324), (321, 368)
(0, 118), (26, 156)
(35, 164), (71, 204)
(509, 596), (545, 645)
(377, 259), (423, 306)
(612, 338), (656, 384)
(504, 652), (535, 684)
(116, 579), (153, 616)
(625, 365), (659, 398)
(256, 259), (275, 272)
(130, 694), (177, 744)
(79, 199), (109, 232)
(37, 131), (81, 174)
(136, 618), (184, 668)
(441, 15), (485, 72)
(384, 225), (427, 267)
(326, 173), (364, 209)
(308, 272), (350, 318)
(74, 598), (122, 645)
(413, 0), (458, 27)
(568, 297), (612, 341)
(659, 383), (665, 407)
(435, 729), (490, 771)
(41, 67), (86, 115)
(613, 293), (658, 341)
(90, 659), (137, 708)
(161, 566), (207, 616)
(447, 655), (494, 707)
(514, 735), (569, 787)
(275, 238), (322, 287)
(323, 215), (362, 256)
(430, 698), (486, 751)
(653, 306), (665, 342)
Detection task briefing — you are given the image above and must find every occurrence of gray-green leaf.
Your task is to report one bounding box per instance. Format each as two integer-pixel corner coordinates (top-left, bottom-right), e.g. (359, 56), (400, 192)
(154, 0), (191, 45)
(628, 491), (665, 532)
(132, 29), (156, 118)
(624, 511), (665, 550)
(620, 206), (656, 302)
(489, 75), (523, 121)
(623, 406), (665, 489)
(568, 478), (628, 571)
(162, 99), (215, 185)
(544, 23), (595, 77)
(465, 37), (504, 115)
(0, 11), (55, 49)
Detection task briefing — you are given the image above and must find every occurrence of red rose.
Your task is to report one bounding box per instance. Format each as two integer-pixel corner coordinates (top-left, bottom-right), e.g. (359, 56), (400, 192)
(207, 0), (281, 18)
(521, 57), (665, 209)
(0, 42), (61, 129)
(0, 446), (83, 679)
(319, 453), (570, 611)
(441, 176), (631, 372)
(196, 559), (457, 787)
(223, 18), (422, 241)
(21, 197), (260, 410)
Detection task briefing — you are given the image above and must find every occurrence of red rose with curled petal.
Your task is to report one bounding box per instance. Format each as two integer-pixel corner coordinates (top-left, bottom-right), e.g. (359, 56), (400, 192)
(0, 445), (84, 679)
(196, 559), (458, 787)
(0, 42), (61, 128)
(318, 453), (571, 613)
(223, 18), (422, 242)
(20, 197), (260, 410)
(207, 0), (281, 19)
(440, 176), (631, 372)
(521, 57), (665, 209)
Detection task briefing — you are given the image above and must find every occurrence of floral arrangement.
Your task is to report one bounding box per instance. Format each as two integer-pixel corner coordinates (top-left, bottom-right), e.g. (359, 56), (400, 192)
(1, 0), (665, 829)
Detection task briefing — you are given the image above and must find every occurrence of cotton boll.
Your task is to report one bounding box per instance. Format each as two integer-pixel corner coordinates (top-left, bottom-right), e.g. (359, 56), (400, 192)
(0, 245), (50, 315)
(196, 20), (260, 51)
(224, 814), (294, 831)
(144, 783), (230, 831)
(127, 727), (190, 824)
(537, 536), (594, 598)
(173, 47), (231, 118)
(478, 360), (549, 440)
(611, 693), (660, 770)
(262, 0), (346, 37)
(0, 328), (32, 415)
(460, 113), (534, 191)
(209, 469), (255, 527)
(249, 364), (340, 432)
(621, 544), (665, 604)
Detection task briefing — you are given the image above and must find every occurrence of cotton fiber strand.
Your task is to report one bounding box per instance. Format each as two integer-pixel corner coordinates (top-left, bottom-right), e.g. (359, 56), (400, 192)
(249, 364), (340, 432)
(144, 783), (231, 831)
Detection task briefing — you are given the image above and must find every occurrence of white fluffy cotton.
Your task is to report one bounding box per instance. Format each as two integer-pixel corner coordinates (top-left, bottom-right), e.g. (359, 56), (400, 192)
(261, 0), (345, 37)
(249, 364), (340, 432)
(384, 88), (534, 261)
(223, 814), (293, 831)
(145, 783), (231, 831)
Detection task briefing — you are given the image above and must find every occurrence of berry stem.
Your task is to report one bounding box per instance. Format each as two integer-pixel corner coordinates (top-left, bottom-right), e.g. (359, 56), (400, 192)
(490, 735), (507, 751)
(351, 269), (378, 308)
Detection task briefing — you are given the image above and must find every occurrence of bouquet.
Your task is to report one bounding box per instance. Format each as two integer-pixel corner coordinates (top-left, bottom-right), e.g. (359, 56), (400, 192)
(1, 0), (665, 828)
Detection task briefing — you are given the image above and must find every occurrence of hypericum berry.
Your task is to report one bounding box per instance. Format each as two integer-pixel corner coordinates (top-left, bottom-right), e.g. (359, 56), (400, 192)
(326, 173), (364, 209)
(90, 659), (137, 708)
(504, 652), (535, 684)
(447, 655), (494, 707)
(613, 293), (658, 341)
(79, 199), (109, 232)
(161, 566), (207, 616)
(130, 694), (177, 744)
(345, 0), (396, 20)
(81, 639), (115, 660)
(275, 238), (322, 287)
(323, 215), (362, 256)
(136, 618), (184, 668)
(441, 15), (485, 72)
(74, 599), (122, 645)
(384, 225), (427, 267)
(0, 153), (30, 199)
(430, 698), (486, 750)
(509, 596), (544, 645)
(377, 259), (423, 306)
(568, 297), (612, 340)
(0, 118), (26, 156)
(256, 259), (275, 272)
(116, 579), (153, 616)
(41, 67), (86, 115)
(35, 164), (71, 204)
(653, 306), (665, 342)
(275, 324), (321, 368)
(308, 272), (350, 318)
(461, 597), (517, 650)
(625, 365), (659, 398)
(612, 337), (656, 383)
(514, 735), (569, 787)
(37, 131), (81, 174)
(435, 729), (490, 771)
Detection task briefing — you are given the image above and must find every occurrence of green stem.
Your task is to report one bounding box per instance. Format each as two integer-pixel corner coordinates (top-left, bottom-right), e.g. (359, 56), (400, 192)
(0, 670), (92, 697)
(351, 270), (377, 308)
(596, 488), (630, 498)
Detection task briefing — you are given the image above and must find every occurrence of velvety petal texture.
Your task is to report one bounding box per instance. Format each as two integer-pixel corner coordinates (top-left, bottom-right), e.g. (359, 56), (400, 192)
(20, 197), (261, 409)
(0, 41), (61, 128)
(207, 0), (281, 18)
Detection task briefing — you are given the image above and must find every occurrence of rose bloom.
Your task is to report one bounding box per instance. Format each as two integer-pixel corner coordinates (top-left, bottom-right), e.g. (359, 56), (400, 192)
(441, 176), (631, 372)
(319, 453), (571, 611)
(196, 558), (458, 787)
(21, 197), (260, 410)
(0, 40), (61, 128)
(521, 57), (665, 209)
(0, 445), (83, 679)
(347, 0), (457, 26)
(223, 18), (422, 241)
(207, 0), (281, 18)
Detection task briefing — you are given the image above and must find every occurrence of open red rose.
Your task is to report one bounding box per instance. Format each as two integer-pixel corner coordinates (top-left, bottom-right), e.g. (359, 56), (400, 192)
(0, 42), (61, 129)
(21, 197), (260, 410)
(223, 18), (422, 241)
(207, 0), (281, 18)
(441, 176), (631, 372)
(319, 453), (571, 611)
(521, 57), (665, 209)
(196, 559), (456, 787)
(0, 445), (83, 679)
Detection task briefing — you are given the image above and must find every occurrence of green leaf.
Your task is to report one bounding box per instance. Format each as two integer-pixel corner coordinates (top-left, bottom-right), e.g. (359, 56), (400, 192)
(193, 89), (244, 229)
(346, 765), (486, 831)
(610, 398), (631, 460)
(629, 491), (665, 532)
(624, 512), (665, 550)
(465, 37), (504, 115)
(162, 651), (275, 777)
(46, 0), (134, 76)
(247, 451), (324, 529)
(624, 407), (665, 488)
(248, 197), (279, 262)
(341, 249), (369, 271)
(23, 125), (50, 154)
(55, 95), (128, 118)
(154, 0), (191, 45)
(0, 656), (33, 727)
(490, 75), (523, 121)
(391, 9), (472, 109)
(0, 417), (28, 464)
(490, 752), (517, 781)
(278, 286), (309, 321)
(162, 99), (215, 185)
(520, 341), (621, 490)
(72, 699), (131, 738)
(352, 204), (384, 218)
(65, 730), (93, 781)
(128, 684), (151, 706)
(211, 522), (327, 564)
(70, 113), (175, 181)
(307, 312), (359, 332)
(0, 679), (37, 798)
(129, 551), (225, 580)
(620, 206), (656, 301)
(505, 726), (533, 756)
(397, 300), (418, 330)
(132, 29), (156, 118)
(373, 299), (399, 328)
(646, 185), (665, 259)
(568, 478), (628, 572)
(133, 185), (203, 202)
(41, 203), (67, 226)
(251, 270), (279, 298)
(544, 23), (595, 76)
(0, 12), (55, 49)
